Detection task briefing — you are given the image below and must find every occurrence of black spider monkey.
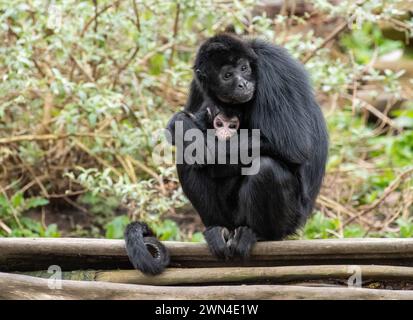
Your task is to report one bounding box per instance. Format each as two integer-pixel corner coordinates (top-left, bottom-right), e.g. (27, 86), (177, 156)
(125, 33), (328, 274)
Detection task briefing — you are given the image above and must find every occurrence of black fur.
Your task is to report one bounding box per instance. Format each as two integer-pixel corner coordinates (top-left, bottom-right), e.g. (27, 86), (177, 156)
(167, 33), (328, 260)
(126, 33), (328, 271)
(124, 221), (170, 275)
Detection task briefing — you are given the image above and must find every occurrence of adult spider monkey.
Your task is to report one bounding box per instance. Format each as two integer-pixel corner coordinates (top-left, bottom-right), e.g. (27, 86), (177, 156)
(125, 33), (328, 274)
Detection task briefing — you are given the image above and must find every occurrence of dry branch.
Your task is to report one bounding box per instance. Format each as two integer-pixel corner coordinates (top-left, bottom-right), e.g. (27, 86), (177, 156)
(344, 167), (413, 226)
(0, 133), (111, 144)
(2, 272), (413, 300)
(3, 238), (413, 271)
(69, 54), (95, 82)
(112, 45), (140, 88)
(80, 1), (121, 37)
(341, 93), (400, 130)
(168, 3), (181, 67)
(302, 17), (350, 64)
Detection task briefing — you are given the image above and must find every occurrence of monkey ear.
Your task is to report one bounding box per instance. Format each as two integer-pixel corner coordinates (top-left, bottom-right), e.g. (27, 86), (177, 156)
(195, 68), (206, 80)
(246, 47), (258, 61)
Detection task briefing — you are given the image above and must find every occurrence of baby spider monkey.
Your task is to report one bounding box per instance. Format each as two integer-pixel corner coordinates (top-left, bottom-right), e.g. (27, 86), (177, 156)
(192, 101), (242, 141)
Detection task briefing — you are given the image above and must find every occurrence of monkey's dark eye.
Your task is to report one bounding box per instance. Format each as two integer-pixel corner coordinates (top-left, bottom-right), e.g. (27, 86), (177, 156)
(229, 123), (237, 129)
(224, 72), (232, 80)
(241, 65), (248, 71)
(216, 120), (223, 127)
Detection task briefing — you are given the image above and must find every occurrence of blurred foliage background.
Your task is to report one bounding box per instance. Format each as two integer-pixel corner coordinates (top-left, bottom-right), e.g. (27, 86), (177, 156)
(0, 0), (413, 241)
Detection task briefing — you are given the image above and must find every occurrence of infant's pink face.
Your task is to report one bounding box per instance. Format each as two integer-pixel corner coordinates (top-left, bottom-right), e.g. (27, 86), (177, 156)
(213, 113), (240, 140)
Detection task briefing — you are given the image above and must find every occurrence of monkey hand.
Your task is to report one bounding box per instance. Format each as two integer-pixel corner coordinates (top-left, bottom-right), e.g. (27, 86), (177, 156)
(203, 226), (232, 260)
(227, 226), (257, 259)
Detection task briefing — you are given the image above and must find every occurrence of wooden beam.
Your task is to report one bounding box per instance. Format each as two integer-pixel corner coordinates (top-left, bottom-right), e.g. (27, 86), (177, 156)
(95, 265), (413, 285)
(20, 265), (413, 286)
(2, 272), (413, 300)
(2, 238), (413, 271)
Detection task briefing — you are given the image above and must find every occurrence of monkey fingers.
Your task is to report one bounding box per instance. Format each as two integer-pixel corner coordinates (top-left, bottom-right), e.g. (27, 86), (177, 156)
(227, 226), (257, 259)
(203, 226), (232, 260)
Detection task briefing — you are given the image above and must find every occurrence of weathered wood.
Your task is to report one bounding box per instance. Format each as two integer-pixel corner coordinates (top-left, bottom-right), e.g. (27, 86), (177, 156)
(20, 265), (413, 286)
(18, 270), (97, 281)
(16, 265), (413, 286)
(94, 265), (413, 285)
(2, 272), (413, 300)
(3, 238), (413, 271)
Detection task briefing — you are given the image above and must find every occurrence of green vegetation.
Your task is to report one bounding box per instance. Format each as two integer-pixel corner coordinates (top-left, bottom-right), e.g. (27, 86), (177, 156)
(0, 0), (412, 241)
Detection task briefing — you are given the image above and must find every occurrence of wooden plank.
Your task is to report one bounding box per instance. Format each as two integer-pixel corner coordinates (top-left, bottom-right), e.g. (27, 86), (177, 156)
(1, 272), (413, 300)
(94, 265), (413, 285)
(2, 237), (413, 271)
(19, 265), (413, 285)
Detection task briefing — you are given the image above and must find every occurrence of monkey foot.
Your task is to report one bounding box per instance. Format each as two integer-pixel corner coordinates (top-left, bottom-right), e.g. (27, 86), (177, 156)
(204, 225), (257, 260)
(203, 226), (231, 260)
(228, 226), (257, 259)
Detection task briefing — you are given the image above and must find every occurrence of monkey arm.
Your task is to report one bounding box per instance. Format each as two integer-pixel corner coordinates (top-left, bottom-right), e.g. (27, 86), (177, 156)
(165, 110), (213, 168)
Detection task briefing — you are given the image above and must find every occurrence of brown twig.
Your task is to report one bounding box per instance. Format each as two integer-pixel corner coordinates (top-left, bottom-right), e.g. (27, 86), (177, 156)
(302, 18), (350, 64)
(137, 42), (175, 66)
(19, 161), (49, 198)
(93, 0), (98, 33)
(48, 190), (87, 199)
(0, 220), (11, 235)
(35, 92), (53, 135)
(69, 54), (95, 82)
(32, 57), (47, 78)
(131, 0), (141, 32)
(73, 139), (122, 176)
(316, 195), (373, 227)
(0, 133), (111, 144)
(344, 167), (413, 226)
(80, 1), (120, 37)
(168, 3), (181, 67)
(63, 196), (89, 214)
(127, 156), (166, 195)
(112, 45), (140, 88)
(341, 93), (400, 131)
(115, 155), (137, 184)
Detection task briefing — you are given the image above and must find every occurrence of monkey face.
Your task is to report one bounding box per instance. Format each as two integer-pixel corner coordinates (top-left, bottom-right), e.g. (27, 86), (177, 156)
(213, 113), (240, 141)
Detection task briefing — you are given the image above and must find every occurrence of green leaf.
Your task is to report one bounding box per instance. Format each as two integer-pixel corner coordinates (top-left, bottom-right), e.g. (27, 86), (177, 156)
(105, 216), (130, 239)
(155, 219), (179, 241)
(44, 224), (60, 237)
(0, 195), (11, 215)
(303, 212), (341, 239)
(26, 197), (49, 210)
(396, 218), (413, 238)
(190, 232), (204, 242)
(11, 193), (24, 208)
(149, 53), (165, 75)
(343, 225), (366, 238)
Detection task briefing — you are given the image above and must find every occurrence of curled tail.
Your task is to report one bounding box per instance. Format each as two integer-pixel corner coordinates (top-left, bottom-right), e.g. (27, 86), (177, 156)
(124, 221), (170, 275)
